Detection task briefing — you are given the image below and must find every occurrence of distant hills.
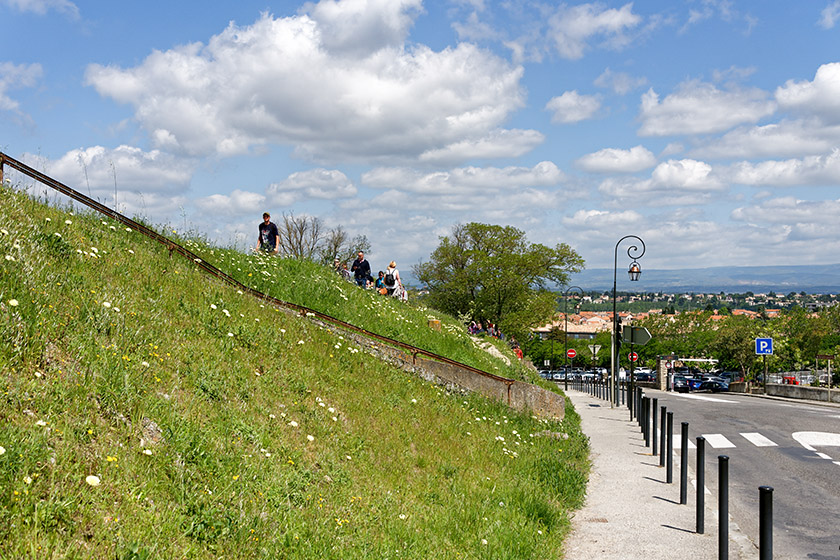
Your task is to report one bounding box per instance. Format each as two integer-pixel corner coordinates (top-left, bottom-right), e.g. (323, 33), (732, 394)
(568, 263), (840, 294)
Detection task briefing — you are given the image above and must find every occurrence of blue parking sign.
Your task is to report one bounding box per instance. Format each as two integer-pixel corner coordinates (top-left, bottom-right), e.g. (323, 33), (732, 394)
(755, 338), (773, 355)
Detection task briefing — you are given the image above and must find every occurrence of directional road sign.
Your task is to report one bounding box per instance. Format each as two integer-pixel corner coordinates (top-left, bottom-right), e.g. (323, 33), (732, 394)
(567, 349), (577, 359)
(755, 338), (774, 355)
(622, 326), (652, 346)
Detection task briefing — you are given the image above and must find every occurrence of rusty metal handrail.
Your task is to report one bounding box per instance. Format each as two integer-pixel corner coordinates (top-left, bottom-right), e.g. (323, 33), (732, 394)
(0, 151), (514, 385)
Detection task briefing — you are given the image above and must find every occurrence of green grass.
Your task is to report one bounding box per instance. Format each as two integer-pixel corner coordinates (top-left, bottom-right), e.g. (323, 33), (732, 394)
(0, 184), (589, 559)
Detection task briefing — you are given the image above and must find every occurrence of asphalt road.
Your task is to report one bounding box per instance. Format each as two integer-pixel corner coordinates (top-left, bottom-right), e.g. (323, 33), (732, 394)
(646, 389), (840, 560)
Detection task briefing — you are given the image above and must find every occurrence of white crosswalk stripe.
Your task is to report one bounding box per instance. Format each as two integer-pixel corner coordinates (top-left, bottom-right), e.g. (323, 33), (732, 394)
(701, 434), (736, 448)
(672, 437), (696, 450)
(740, 432), (778, 447)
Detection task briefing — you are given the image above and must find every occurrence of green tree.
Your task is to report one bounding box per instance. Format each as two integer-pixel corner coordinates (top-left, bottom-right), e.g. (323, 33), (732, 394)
(713, 315), (760, 378)
(414, 222), (584, 338)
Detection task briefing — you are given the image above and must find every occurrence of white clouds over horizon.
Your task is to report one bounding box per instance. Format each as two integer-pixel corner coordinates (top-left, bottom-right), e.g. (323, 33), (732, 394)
(6, 1), (840, 271)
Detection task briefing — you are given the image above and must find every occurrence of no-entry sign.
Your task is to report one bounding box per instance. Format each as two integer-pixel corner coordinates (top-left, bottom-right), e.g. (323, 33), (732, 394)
(567, 349), (577, 358)
(628, 351), (639, 362)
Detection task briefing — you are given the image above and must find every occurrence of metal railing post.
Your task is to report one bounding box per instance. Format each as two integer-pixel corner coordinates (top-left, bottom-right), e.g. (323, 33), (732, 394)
(666, 412), (674, 483)
(680, 422), (689, 504)
(719, 455), (729, 560)
(760, 486), (773, 560)
(696, 436), (705, 534)
(652, 398), (658, 456)
(659, 406), (667, 467)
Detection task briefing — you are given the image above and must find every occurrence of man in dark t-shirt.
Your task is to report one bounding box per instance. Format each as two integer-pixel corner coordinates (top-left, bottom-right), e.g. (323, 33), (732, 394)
(258, 213), (279, 254)
(350, 251), (371, 288)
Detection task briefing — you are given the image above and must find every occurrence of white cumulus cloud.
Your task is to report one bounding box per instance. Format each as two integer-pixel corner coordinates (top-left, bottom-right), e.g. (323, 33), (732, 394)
(776, 62), (840, 122)
(0, 61), (42, 112)
(728, 148), (840, 186)
(576, 145), (656, 173)
(362, 161), (563, 195)
(1, 0), (78, 18)
(84, 8), (530, 164)
(639, 81), (776, 136)
(28, 145), (195, 193)
(547, 3), (642, 60)
(818, 1), (840, 29)
(546, 91), (602, 124)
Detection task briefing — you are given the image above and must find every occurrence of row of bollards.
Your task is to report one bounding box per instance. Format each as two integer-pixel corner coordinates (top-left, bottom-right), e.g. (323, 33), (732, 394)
(634, 393), (774, 559)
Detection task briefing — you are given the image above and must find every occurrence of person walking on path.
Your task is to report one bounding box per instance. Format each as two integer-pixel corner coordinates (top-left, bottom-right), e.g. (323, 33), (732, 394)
(257, 212), (279, 254)
(351, 251), (372, 288)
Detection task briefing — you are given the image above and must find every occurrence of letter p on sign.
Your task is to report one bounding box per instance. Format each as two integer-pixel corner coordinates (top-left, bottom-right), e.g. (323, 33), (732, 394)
(755, 338), (773, 355)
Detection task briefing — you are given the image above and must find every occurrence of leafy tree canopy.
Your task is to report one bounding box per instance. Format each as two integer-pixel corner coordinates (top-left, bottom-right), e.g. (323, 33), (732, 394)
(413, 222), (584, 337)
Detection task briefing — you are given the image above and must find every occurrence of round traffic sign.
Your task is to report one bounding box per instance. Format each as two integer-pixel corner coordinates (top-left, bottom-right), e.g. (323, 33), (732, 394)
(629, 351), (639, 362)
(567, 349), (577, 358)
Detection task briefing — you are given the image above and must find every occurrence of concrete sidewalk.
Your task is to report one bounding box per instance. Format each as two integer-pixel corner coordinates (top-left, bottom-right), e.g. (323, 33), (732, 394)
(563, 389), (753, 559)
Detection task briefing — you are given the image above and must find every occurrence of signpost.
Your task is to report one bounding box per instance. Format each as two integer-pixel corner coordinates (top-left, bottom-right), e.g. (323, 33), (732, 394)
(623, 326), (652, 345)
(756, 338), (773, 392)
(816, 354), (834, 389)
(621, 326), (653, 408)
(566, 348), (576, 376)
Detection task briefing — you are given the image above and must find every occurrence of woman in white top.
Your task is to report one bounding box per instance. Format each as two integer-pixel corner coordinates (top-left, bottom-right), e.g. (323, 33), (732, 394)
(385, 261), (401, 297)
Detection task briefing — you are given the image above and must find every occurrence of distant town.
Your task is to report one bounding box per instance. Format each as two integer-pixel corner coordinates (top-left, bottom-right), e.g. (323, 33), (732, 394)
(575, 290), (839, 314)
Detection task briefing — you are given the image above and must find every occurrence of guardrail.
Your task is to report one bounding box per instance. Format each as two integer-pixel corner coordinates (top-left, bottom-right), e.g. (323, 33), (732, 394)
(1, 151), (567, 417)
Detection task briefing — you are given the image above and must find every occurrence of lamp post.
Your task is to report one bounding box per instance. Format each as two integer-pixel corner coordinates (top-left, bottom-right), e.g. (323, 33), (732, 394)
(612, 235), (645, 407)
(564, 285), (584, 391)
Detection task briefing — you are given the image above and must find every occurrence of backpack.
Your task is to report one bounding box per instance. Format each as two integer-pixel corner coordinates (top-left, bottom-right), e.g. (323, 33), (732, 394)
(384, 269), (396, 287)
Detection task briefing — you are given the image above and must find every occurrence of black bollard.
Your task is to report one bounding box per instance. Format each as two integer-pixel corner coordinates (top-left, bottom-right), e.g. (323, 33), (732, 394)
(696, 436), (705, 534)
(666, 412), (674, 483)
(652, 398), (658, 455)
(759, 486), (773, 560)
(659, 406), (667, 467)
(680, 422), (689, 504)
(719, 455), (729, 560)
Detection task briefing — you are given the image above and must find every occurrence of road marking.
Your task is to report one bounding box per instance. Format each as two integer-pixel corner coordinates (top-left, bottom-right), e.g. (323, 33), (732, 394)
(816, 452), (834, 460)
(673, 437), (696, 450)
(702, 434), (736, 448)
(674, 394), (738, 403)
(792, 431), (840, 452)
(740, 432), (777, 447)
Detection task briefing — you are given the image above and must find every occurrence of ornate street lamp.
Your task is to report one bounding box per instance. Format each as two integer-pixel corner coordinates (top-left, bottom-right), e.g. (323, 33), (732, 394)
(612, 235), (645, 407)
(564, 285), (584, 391)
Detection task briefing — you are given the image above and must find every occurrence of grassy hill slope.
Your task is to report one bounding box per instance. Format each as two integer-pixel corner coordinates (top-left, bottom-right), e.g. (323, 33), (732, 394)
(0, 185), (588, 560)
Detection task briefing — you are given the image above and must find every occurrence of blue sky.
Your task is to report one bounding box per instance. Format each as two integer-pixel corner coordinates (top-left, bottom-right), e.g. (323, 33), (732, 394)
(3, 0), (840, 278)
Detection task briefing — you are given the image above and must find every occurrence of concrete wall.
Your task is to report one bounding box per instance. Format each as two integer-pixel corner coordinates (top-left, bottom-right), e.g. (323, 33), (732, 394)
(766, 383), (840, 403)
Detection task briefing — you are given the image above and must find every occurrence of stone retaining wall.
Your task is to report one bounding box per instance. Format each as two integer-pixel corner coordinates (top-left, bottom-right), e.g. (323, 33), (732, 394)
(348, 334), (565, 420)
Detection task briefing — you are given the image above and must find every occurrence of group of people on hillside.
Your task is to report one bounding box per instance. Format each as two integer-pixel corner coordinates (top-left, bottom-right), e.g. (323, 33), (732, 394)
(468, 321), (504, 339)
(256, 214), (407, 301)
(336, 251), (407, 301)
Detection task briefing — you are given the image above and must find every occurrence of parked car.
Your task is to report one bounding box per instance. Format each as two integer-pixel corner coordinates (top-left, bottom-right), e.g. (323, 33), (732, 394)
(672, 375), (690, 393)
(635, 371), (656, 382)
(697, 379), (728, 392)
(687, 377), (704, 391)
